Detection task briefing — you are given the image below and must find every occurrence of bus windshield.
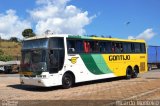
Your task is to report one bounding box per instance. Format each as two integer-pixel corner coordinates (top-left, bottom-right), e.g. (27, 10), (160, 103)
(21, 50), (47, 73)
(22, 38), (48, 50)
(21, 37), (65, 74)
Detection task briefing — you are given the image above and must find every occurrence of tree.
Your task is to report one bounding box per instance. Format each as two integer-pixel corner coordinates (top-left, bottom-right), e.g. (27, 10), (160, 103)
(22, 29), (36, 38)
(10, 37), (18, 42)
(0, 55), (13, 61)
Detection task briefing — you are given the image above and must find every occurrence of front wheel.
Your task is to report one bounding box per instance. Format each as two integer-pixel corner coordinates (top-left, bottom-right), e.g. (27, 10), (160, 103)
(62, 74), (73, 89)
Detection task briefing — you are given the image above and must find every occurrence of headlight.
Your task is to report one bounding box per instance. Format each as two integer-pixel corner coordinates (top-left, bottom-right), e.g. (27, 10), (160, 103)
(42, 75), (46, 78)
(36, 75), (46, 78)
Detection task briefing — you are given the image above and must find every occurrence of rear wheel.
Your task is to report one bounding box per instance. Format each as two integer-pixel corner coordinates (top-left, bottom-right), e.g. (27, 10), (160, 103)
(132, 67), (139, 78)
(126, 68), (132, 79)
(62, 73), (74, 89)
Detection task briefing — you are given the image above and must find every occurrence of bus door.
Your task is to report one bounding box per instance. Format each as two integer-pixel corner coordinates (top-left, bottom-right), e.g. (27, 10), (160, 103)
(49, 38), (64, 73)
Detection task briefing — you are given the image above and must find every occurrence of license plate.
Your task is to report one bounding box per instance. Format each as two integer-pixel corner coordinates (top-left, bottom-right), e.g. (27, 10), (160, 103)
(19, 72), (33, 75)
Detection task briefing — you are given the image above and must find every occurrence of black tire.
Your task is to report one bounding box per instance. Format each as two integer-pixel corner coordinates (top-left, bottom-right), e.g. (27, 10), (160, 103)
(62, 73), (74, 89)
(126, 68), (132, 79)
(132, 68), (138, 78)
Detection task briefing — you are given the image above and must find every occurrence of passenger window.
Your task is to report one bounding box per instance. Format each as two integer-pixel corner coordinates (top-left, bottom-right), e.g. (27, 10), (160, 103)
(112, 42), (123, 53)
(100, 42), (106, 53)
(140, 43), (146, 53)
(94, 41), (100, 52)
(67, 40), (84, 53)
(84, 41), (95, 53)
(89, 41), (94, 52)
(131, 43), (135, 53)
(67, 40), (75, 53)
(83, 41), (101, 53)
(75, 40), (83, 53)
(123, 43), (132, 53)
(99, 42), (111, 53)
(84, 41), (90, 53)
(134, 43), (141, 53)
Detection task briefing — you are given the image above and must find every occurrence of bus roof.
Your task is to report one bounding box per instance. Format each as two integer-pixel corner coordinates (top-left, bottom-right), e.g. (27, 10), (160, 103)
(24, 34), (68, 40)
(68, 35), (146, 43)
(24, 34), (146, 43)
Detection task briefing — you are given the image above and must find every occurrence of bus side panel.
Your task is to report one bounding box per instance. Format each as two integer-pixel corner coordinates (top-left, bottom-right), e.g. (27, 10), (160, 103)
(103, 54), (147, 76)
(103, 54), (129, 77)
(66, 54), (116, 83)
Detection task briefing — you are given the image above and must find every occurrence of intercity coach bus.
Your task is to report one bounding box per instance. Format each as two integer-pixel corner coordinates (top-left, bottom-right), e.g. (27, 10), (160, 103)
(20, 34), (147, 88)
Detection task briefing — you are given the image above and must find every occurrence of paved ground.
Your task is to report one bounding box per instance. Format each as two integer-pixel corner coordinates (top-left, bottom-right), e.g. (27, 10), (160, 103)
(0, 69), (160, 106)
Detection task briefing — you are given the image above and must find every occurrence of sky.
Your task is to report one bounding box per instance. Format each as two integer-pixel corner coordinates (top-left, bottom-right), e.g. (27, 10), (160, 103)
(0, 0), (160, 45)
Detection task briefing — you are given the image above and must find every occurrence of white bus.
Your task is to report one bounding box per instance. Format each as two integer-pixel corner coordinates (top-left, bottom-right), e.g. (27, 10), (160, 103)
(20, 34), (147, 88)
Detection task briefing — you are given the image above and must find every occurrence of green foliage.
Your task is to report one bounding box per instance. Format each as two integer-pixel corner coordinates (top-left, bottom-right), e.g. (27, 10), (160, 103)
(0, 49), (4, 55)
(10, 37), (18, 42)
(0, 49), (13, 61)
(0, 55), (13, 61)
(22, 29), (36, 38)
(90, 35), (98, 37)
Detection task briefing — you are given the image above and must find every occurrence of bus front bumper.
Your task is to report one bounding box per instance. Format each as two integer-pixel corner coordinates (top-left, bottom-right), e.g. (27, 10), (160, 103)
(20, 77), (61, 87)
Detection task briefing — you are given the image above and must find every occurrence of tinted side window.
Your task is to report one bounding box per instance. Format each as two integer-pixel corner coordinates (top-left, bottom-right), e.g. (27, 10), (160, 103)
(123, 43), (132, 53)
(111, 42), (123, 53)
(49, 38), (64, 49)
(84, 41), (100, 53)
(75, 40), (84, 53)
(134, 43), (141, 53)
(131, 43), (135, 53)
(99, 42), (111, 53)
(67, 40), (84, 53)
(140, 43), (146, 53)
(67, 40), (75, 53)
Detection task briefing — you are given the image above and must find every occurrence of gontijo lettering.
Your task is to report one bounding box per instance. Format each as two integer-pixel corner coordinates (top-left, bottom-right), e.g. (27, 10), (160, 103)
(109, 55), (130, 61)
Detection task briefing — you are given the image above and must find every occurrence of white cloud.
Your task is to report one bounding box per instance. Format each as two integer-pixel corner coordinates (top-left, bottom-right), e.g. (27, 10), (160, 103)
(0, 9), (31, 39)
(128, 28), (155, 40)
(29, 0), (95, 35)
(0, 0), (94, 39)
(128, 36), (135, 40)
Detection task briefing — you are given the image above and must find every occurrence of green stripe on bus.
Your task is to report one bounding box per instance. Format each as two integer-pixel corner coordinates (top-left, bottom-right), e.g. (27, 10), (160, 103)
(80, 54), (112, 75)
(68, 35), (91, 39)
(80, 54), (104, 74)
(91, 54), (112, 74)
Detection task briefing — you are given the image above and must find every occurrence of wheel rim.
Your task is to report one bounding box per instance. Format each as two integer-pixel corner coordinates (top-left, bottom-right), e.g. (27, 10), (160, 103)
(134, 70), (138, 77)
(64, 77), (71, 85)
(63, 76), (72, 87)
(133, 68), (138, 78)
